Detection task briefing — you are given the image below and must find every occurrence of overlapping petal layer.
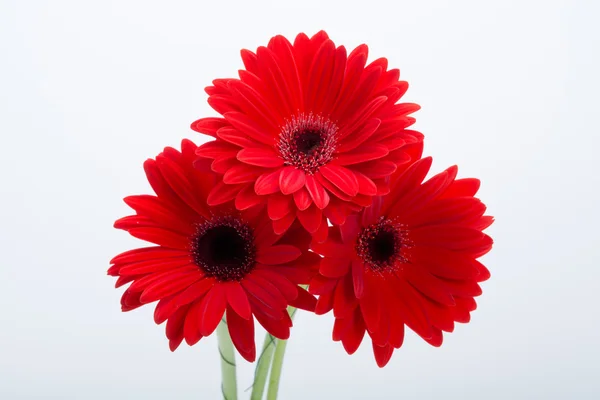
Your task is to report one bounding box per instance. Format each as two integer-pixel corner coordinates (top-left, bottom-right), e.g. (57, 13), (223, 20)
(109, 139), (317, 361)
(193, 31), (423, 237)
(309, 157), (493, 367)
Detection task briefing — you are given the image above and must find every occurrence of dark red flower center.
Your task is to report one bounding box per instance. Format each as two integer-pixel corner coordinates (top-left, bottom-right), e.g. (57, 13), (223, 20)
(191, 216), (256, 281)
(356, 218), (409, 273)
(277, 113), (338, 174)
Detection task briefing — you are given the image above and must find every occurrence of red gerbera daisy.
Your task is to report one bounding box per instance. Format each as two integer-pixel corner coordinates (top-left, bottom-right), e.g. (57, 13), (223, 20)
(309, 157), (494, 367)
(192, 30), (424, 239)
(108, 139), (317, 362)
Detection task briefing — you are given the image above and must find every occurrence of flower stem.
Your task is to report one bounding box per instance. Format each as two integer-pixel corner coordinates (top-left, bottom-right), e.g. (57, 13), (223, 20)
(249, 332), (277, 400)
(217, 319), (238, 400)
(266, 307), (297, 400)
(266, 335), (289, 400)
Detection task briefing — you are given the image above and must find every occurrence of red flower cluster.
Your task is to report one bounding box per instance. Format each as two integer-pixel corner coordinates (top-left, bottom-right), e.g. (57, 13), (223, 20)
(109, 31), (493, 367)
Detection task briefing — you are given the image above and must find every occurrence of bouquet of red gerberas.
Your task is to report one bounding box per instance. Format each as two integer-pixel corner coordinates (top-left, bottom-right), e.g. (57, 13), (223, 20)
(108, 31), (493, 400)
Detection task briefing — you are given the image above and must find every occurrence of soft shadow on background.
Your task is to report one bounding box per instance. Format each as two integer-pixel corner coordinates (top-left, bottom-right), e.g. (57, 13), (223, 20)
(1, 0), (598, 399)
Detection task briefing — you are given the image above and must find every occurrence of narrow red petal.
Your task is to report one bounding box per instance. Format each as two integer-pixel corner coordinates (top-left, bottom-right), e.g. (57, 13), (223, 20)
(297, 205), (323, 233)
(256, 245), (301, 265)
(267, 193), (292, 220)
(335, 144), (389, 166)
(225, 282), (252, 320)
(237, 148), (283, 168)
(255, 170), (282, 195)
(226, 306), (256, 362)
(235, 184), (264, 210)
(305, 174), (330, 209)
(190, 117), (228, 137)
(372, 343), (394, 368)
(320, 257), (351, 278)
(288, 286), (317, 312)
(320, 164), (359, 197)
(279, 166), (306, 195)
(352, 259), (365, 299)
(198, 285), (227, 336)
(207, 181), (243, 206)
(293, 187), (312, 210)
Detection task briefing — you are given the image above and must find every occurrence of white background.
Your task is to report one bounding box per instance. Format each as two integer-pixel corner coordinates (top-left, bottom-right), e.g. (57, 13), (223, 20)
(1, 0), (598, 398)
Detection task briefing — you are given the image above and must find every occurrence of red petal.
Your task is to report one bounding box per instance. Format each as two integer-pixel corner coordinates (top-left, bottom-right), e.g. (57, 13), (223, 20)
(279, 166), (306, 195)
(176, 278), (216, 307)
(313, 218), (329, 243)
(256, 245), (301, 265)
(166, 304), (190, 346)
(390, 276), (433, 340)
(355, 172), (378, 196)
(128, 227), (188, 249)
(242, 278), (287, 313)
(410, 225), (492, 254)
(354, 160), (397, 179)
(255, 170), (282, 195)
(423, 327), (444, 348)
(224, 111), (275, 146)
(198, 285), (227, 336)
(226, 306), (256, 362)
(195, 141), (239, 159)
(288, 287), (317, 312)
(372, 343), (394, 368)
(341, 309), (366, 354)
(119, 257), (192, 276)
(272, 213), (295, 235)
(252, 305), (290, 339)
(153, 295), (178, 324)
(403, 264), (455, 306)
(235, 184), (264, 210)
(305, 174), (330, 209)
(315, 288), (335, 315)
(223, 164), (265, 184)
(311, 239), (349, 258)
(225, 282), (252, 320)
(335, 144), (389, 166)
(387, 157), (432, 205)
(297, 205), (323, 233)
(207, 181), (243, 206)
(320, 257), (351, 278)
(190, 117), (228, 137)
(337, 118), (381, 153)
(309, 274), (337, 295)
(440, 178), (481, 198)
(183, 301), (203, 345)
(320, 165), (359, 196)
(339, 215), (360, 244)
(406, 246), (480, 280)
(110, 246), (187, 265)
(333, 274), (358, 318)
(359, 276), (381, 334)
(293, 187), (312, 210)
(252, 269), (298, 301)
(352, 259), (365, 299)
(237, 148), (283, 168)
(267, 193), (292, 220)
(210, 157), (237, 174)
(123, 196), (195, 236)
(216, 127), (257, 148)
(323, 199), (352, 225)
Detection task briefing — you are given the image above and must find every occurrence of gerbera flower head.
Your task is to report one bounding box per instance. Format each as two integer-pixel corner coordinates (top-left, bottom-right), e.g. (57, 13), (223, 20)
(108, 139), (318, 362)
(192, 30), (424, 239)
(309, 157), (494, 367)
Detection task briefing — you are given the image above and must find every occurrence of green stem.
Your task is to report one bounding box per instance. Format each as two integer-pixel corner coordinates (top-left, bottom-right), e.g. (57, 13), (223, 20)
(266, 335), (289, 400)
(249, 332), (277, 400)
(217, 319), (238, 400)
(266, 307), (297, 400)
